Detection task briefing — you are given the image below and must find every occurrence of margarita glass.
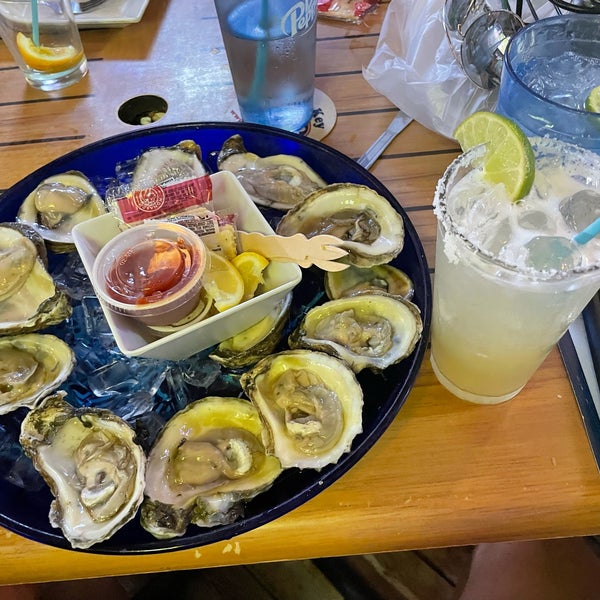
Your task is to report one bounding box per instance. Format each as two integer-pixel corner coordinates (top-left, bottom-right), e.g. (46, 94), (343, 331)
(430, 138), (600, 404)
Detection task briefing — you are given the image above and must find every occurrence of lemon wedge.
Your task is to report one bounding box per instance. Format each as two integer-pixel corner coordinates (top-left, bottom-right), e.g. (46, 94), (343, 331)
(202, 251), (244, 312)
(231, 251), (269, 301)
(16, 32), (83, 73)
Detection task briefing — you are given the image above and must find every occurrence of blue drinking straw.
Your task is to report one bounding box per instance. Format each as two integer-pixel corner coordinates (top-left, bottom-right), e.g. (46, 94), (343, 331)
(30, 0), (39, 46)
(247, 0), (268, 110)
(573, 216), (600, 245)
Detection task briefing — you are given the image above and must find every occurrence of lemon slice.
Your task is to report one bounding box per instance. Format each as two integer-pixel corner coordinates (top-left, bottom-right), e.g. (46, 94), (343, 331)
(453, 111), (535, 202)
(231, 251), (269, 301)
(585, 85), (600, 114)
(16, 32), (83, 73)
(202, 251), (244, 312)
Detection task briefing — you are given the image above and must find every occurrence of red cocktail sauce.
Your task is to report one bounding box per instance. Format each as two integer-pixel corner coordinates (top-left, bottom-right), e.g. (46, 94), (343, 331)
(105, 237), (195, 305)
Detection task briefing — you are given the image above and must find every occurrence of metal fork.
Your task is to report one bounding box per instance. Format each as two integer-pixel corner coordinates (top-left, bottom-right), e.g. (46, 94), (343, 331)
(71, 0), (107, 14)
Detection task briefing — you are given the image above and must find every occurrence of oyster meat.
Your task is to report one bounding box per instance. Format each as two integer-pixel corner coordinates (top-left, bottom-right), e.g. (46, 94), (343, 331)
(0, 232), (37, 302)
(19, 393), (146, 549)
(0, 224), (71, 335)
(130, 139), (207, 189)
(17, 171), (106, 253)
(141, 396), (282, 539)
(325, 264), (414, 301)
(276, 183), (405, 267)
(288, 294), (423, 373)
(0, 333), (74, 415)
(240, 350), (363, 470)
(217, 134), (326, 210)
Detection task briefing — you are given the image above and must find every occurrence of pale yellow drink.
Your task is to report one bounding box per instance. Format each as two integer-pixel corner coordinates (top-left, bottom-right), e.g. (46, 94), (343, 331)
(430, 139), (600, 404)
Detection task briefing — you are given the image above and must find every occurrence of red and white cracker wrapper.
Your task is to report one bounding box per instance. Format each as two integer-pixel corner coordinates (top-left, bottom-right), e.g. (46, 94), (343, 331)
(317, 0), (383, 23)
(110, 176), (213, 226)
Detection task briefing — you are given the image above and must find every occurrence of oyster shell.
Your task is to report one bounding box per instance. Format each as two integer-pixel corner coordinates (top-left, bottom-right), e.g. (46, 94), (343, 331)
(276, 183), (405, 267)
(0, 224), (71, 335)
(325, 264), (414, 301)
(17, 171), (106, 253)
(240, 350), (363, 470)
(130, 139), (207, 189)
(0, 221), (48, 264)
(141, 396), (282, 539)
(288, 294), (423, 373)
(0, 231), (37, 302)
(142, 491), (244, 538)
(0, 333), (75, 415)
(217, 134), (326, 210)
(19, 392), (146, 549)
(209, 293), (292, 370)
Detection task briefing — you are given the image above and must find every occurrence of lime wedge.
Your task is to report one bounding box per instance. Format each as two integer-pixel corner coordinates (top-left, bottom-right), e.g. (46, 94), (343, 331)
(453, 111), (535, 202)
(585, 85), (600, 113)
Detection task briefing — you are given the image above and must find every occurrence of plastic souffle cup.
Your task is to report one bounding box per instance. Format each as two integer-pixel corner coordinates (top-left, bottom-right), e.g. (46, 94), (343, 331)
(496, 14), (600, 154)
(430, 138), (600, 405)
(91, 221), (208, 327)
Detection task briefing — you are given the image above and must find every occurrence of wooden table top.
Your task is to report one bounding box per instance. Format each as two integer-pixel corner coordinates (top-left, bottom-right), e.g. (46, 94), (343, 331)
(1, 0), (600, 587)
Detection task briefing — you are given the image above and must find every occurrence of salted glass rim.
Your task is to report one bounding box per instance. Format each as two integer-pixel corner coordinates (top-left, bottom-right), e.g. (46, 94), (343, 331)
(503, 14), (600, 118)
(433, 137), (600, 282)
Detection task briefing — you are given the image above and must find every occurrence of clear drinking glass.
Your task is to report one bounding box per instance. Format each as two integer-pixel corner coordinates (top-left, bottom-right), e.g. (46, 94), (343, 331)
(0, 0), (87, 91)
(214, 0), (317, 133)
(430, 138), (600, 404)
(496, 15), (600, 153)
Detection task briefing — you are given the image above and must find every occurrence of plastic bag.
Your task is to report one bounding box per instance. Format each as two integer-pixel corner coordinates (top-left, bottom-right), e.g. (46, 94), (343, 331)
(363, 0), (496, 139)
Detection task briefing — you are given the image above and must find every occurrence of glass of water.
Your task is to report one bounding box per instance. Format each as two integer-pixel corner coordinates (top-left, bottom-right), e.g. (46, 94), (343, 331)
(0, 0), (87, 91)
(496, 15), (600, 153)
(214, 0), (317, 133)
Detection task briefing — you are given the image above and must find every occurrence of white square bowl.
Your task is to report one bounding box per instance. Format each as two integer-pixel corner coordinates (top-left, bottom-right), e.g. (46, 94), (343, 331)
(72, 171), (303, 360)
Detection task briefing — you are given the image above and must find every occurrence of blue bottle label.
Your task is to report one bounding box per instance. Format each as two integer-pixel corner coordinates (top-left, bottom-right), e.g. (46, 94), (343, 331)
(281, 0), (317, 37)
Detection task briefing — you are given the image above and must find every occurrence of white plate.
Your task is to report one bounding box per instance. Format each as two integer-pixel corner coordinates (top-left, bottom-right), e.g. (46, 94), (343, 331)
(75, 0), (150, 29)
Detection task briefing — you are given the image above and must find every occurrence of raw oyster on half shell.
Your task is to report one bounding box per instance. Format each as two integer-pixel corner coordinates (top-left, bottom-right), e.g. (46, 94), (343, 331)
(324, 264), (414, 301)
(130, 139), (207, 189)
(141, 396), (282, 540)
(288, 294), (422, 373)
(276, 183), (405, 267)
(19, 392), (146, 549)
(217, 134), (326, 210)
(17, 171), (106, 253)
(0, 223), (71, 335)
(240, 350), (363, 470)
(0, 333), (74, 415)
